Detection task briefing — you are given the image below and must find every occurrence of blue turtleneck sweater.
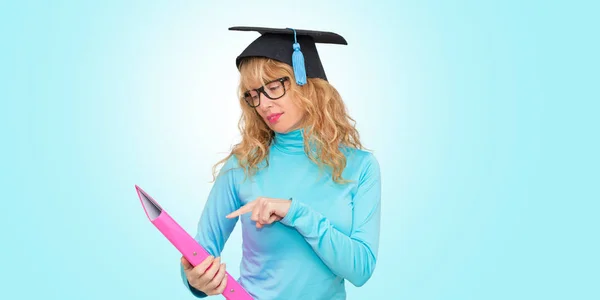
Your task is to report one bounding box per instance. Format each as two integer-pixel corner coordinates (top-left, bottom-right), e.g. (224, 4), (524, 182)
(180, 129), (381, 299)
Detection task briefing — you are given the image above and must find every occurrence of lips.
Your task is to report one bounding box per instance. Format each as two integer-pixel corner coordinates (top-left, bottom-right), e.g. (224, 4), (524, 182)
(266, 113), (283, 123)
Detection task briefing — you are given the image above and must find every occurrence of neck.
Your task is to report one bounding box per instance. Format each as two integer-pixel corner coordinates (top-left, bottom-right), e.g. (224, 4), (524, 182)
(272, 128), (305, 154)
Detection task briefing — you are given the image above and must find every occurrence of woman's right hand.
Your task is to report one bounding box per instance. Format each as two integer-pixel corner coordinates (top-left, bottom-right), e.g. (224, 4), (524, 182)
(181, 255), (228, 295)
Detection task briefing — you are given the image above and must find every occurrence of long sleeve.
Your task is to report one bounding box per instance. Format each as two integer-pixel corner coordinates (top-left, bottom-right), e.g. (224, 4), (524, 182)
(180, 156), (242, 298)
(279, 153), (382, 287)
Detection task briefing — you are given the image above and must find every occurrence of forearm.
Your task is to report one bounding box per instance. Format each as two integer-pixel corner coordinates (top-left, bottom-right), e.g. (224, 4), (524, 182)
(280, 200), (380, 287)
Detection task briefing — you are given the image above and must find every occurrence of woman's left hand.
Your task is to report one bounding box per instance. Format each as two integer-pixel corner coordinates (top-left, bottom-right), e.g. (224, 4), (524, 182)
(226, 197), (291, 228)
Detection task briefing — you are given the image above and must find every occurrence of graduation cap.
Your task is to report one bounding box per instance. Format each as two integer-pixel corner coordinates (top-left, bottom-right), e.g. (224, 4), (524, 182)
(229, 26), (348, 86)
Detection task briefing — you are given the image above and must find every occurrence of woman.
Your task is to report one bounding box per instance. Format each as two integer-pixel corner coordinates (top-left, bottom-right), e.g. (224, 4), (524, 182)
(180, 26), (381, 300)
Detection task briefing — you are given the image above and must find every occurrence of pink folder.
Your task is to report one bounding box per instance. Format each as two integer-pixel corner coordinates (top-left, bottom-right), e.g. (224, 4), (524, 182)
(135, 185), (254, 300)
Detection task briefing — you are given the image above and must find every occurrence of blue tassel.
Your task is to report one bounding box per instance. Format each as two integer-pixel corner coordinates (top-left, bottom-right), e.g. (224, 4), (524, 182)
(292, 43), (307, 85)
(288, 28), (307, 86)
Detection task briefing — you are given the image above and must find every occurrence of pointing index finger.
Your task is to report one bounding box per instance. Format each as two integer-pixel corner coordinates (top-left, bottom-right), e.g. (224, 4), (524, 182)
(226, 202), (254, 219)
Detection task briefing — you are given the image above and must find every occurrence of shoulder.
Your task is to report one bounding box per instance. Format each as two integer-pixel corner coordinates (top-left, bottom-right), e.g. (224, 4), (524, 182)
(343, 147), (379, 168)
(222, 154), (242, 169)
(342, 148), (381, 181)
(216, 154), (245, 181)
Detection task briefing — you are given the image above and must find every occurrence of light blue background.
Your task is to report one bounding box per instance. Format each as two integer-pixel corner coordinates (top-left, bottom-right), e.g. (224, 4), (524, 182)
(1, 1), (598, 299)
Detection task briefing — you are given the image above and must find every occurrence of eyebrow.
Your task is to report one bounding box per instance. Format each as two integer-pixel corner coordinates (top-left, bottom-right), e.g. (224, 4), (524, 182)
(245, 78), (276, 91)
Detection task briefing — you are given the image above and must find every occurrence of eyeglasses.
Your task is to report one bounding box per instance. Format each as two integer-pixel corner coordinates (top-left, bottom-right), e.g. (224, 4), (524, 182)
(243, 77), (290, 108)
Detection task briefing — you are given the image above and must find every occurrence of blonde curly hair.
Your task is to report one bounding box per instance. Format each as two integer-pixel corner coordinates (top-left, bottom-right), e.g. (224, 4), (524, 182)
(213, 57), (363, 184)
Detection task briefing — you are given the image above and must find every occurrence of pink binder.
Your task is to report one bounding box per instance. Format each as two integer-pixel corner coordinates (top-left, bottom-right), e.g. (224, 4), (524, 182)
(135, 185), (254, 300)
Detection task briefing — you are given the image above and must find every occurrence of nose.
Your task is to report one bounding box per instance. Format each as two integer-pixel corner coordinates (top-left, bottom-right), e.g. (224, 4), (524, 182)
(257, 93), (273, 111)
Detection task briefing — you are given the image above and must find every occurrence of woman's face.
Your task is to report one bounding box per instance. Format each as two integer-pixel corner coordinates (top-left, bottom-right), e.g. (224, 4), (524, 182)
(247, 77), (305, 134)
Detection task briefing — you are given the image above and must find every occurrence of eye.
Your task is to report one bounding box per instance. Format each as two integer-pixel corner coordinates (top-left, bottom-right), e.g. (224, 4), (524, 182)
(267, 82), (281, 90)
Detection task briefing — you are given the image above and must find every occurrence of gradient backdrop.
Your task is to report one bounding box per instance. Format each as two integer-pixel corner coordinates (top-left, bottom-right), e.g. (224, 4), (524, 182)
(1, 1), (598, 299)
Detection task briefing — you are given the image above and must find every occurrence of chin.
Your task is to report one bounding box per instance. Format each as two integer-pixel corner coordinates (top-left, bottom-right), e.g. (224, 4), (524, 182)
(269, 123), (293, 133)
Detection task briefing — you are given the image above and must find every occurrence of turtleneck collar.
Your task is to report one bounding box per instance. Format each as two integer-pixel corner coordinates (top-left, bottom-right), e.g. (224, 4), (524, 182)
(272, 128), (306, 154)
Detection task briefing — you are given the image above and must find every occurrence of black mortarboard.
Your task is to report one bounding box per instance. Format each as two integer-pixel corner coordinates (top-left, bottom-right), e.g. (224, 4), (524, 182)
(228, 26), (348, 85)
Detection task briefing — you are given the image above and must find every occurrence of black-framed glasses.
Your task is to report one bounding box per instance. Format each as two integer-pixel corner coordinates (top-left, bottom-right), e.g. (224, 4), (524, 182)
(243, 77), (290, 108)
